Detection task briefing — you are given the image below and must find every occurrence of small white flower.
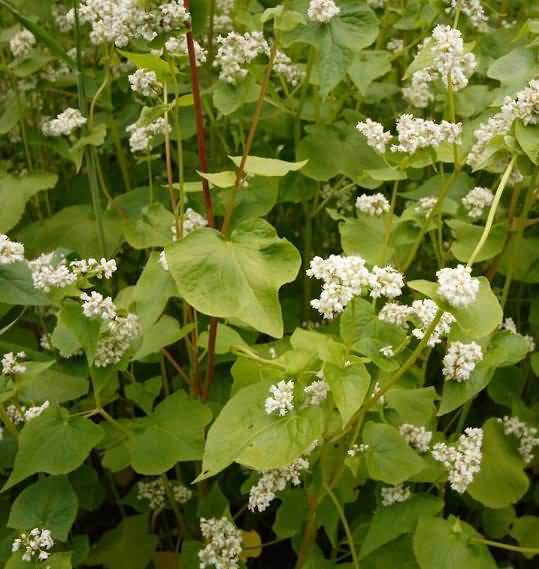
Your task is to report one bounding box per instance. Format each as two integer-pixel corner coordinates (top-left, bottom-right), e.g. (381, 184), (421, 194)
(437, 264), (480, 308)
(414, 196), (438, 217)
(273, 50), (305, 87)
(171, 208), (208, 240)
(28, 252), (77, 292)
(411, 299), (455, 346)
(356, 193), (390, 216)
(265, 380), (295, 416)
(369, 266), (405, 299)
(213, 31), (269, 84)
(9, 29), (36, 59)
(1, 352), (27, 376)
(443, 341), (483, 382)
(307, 0), (341, 23)
(378, 302), (413, 327)
(165, 36), (207, 64)
(379, 345), (394, 358)
(386, 38), (404, 52)
(126, 116), (171, 153)
(81, 291), (117, 321)
(523, 335), (535, 353)
(94, 313), (141, 367)
(159, 250), (169, 271)
(128, 69), (161, 97)
(391, 114), (462, 154)
(372, 381), (385, 405)
(381, 484), (412, 506)
(501, 317), (518, 334)
(462, 187), (494, 219)
(41, 108), (87, 137)
(11, 528), (54, 562)
(0, 234), (25, 265)
(70, 258), (117, 279)
(304, 379), (329, 406)
(347, 443), (369, 457)
(199, 517), (242, 569)
(399, 424), (432, 453)
(432, 427), (483, 493)
(443, 0), (488, 31)
(23, 401), (50, 422)
(173, 483), (192, 504)
(356, 119), (392, 153)
(497, 416), (539, 465)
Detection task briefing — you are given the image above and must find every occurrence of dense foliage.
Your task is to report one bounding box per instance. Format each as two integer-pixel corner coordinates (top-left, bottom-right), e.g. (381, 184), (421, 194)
(0, 0), (539, 568)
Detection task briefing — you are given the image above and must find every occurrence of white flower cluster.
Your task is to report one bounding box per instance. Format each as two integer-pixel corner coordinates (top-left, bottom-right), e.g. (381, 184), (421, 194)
(307, 0), (341, 23)
(444, 0), (488, 31)
(6, 405), (25, 425)
(501, 318), (535, 353)
(437, 264), (479, 308)
(171, 208), (208, 240)
(498, 416), (539, 465)
(307, 255), (370, 319)
(378, 302), (413, 327)
(81, 291), (117, 321)
(94, 313), (141, 367)
(462, 187), (494, 219)
(399, 424), (432, 453)
(381, 484), (412, 506)
(432, 427), (483, 493)
(265, 380), (295, 416)
(391, 114), (462, 154)
(214, 31), (268, 84)
(42, 108), (87, 137)
(12, 528), (54, 562)
(71, 0), (190, 47)
(159, 250), (169, 271)
(403, 26), (476, 108)
(9, 29), (36, 60)
(165, 37), (207, 64)
(356, 119), (392, 153)
(128, 69), (161, 97)
(379, 345), (394, 358)
(443, 341), (483, 382)
(372, 381), (385, 405)
(70, 258), (117, 279)
(467, 79), (539, 170)
(126, 116), (171, 153)
(137, 478), (192, 510)
(199, 517), (242, 569)
(0, 235), (25, 265)
(411, 299), (455, 346)
(274, 51), (305, 87)
(369, 266), (405, 299)
(29, 253), (77, 292)
(248, 449), (313, 512)
(23, 401), (50, 422)
(386, 38), (404, 53)
(347, 443), (369, 457)
(1, 352), (27, 376)
(214, 0), (235, 32)
(355, 193), (390, 216)
(414, 196), (438, 217)
(304, 379), (329, 406)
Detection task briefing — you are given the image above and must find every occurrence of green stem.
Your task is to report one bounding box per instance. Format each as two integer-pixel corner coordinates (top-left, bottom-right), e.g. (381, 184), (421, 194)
(161, 474), (188, 542)
(467, 157), (515, 268)
(471, 538), (539, 555)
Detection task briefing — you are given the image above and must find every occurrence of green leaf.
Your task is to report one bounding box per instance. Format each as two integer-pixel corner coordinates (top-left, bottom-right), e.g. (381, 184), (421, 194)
(510, 516), (539, 559)
(127, 390), (211, 475)
(360, 494), (443, 558)
(487, 47), (539, 103)
(348, 51), (391, 96)
(0, 172), (57, 233)
(273, 489), (309, 538)
(515, 120), (539, 164)
(438, 364), (492, 416)
(198, 170), (236, 188)
(125, 377), (162, 415)
(213, 75), (259, 116)
(8, 476), (78, 540)
(363, 422), (425, 484)
(229, 156), (308, 177)
(324, 362), (370, 425)
(134, 316), (193, 360)
(447, 220), (507, 263)
(407, 277), (502, 339)
(3, 406), (104, 490)
(414, 516), (496, 569)
(167, 219), (301, 338)
(468, 419), (529, 508)
(123, 203), (175, 250)
(340, 215), (392, 265)
(385, 387), (437, 426)
(117, 50), (175, 79)
(0, 262), (48, 306)
(7, 552), (72, 569)
(199, 381), (323, 481)
(86, 515), (158, 569)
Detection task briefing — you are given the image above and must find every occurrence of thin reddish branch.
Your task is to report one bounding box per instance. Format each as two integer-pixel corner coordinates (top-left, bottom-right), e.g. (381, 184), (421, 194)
(183, 0), (214, 227)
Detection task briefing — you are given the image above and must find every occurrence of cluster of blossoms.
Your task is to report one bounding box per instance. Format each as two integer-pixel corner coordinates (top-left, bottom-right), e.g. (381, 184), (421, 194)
(164, 37), (207, 64)
(126, 116), (170, 153)
(69, 0), (190, 48)
(41, 108), (87, 137)
(171, 208), (208, 240)
(303, 378), (329, 406)
(443, 341), (483, 382)
(307, 255), (404, 319)
(307, 0), (341, 23)
(70, 258), (117, 279)
(411, 300), (455, 346)
(7, 402), (50, 426)
(501, 318), (536, 353)
(381, 484), (412, 506)
(356, 119), (392, 153)
(355, 193), (390, 216)
(128, 69), (161, 97)
(391, 115), (462, 154)
(94, 313), (141, 367)
(199, 517), (242, 569)
(12, 528), (54, 562)
(379, 345), (394, 358)
(1, 352), (27, 376)
(0, 234), (24, 265)
(462, 187), (494, 219)
(81, 291), (117, 321)
(214, 31), (268, 84)
(347, 443), (369, 457)
(9, 29), (36, 60)
(248, 443), (317, 512)
(320, 183), (355, 214)
(443, 0), (488, 31)
(273, 51), (305, 87)
(379, 302), (413, 328)
(386, 38), (404, 53)
(264, 380), (295, 416)
(399, 424), (433, 453)
(437, 265), (479, 308)
(467, 79), (539, 170)
(403, 26), (476, 108)
(137, 478), (192, 510)
(414, 196), (438, 217)
(432, 427), (483, 493)
(498, 416), (539, 465)
(214, 0), (234, 32)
